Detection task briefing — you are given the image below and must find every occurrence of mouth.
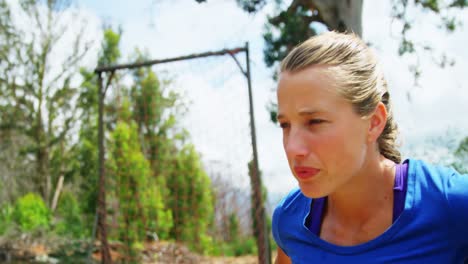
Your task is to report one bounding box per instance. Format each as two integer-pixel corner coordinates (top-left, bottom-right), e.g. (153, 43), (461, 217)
(294, 166), (320, 180)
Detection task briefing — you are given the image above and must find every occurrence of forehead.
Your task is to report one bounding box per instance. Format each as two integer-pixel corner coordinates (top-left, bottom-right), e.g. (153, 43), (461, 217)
(278, 66), (337, 94)
(277, 66), (345, 112)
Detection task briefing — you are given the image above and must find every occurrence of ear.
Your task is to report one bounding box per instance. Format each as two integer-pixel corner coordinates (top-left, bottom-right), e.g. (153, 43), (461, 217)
(367, 102), (387, 143)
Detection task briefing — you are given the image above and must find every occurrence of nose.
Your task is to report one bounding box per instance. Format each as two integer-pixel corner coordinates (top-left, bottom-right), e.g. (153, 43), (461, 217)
(284, 127), (309, 160)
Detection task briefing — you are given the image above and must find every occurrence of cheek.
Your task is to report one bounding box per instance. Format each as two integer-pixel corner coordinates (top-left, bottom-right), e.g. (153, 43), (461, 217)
(313, 126), (363, 163)
(282, 133), (293, 162)
(282, 133), (288, 154)
(312, 127), (341, 150)
(328, 125), (367, 167)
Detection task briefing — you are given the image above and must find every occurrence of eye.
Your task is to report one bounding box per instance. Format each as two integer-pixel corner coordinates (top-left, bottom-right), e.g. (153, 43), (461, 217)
(308, 119), (325, 126)
(279, 122), (290, 129)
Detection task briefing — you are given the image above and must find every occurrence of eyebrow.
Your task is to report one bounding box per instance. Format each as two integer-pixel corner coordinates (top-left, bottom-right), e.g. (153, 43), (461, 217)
(276, 109), (323, 120)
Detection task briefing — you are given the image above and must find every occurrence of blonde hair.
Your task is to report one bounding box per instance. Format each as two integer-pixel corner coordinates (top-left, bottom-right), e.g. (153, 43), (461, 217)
(281, 31), (401, 163)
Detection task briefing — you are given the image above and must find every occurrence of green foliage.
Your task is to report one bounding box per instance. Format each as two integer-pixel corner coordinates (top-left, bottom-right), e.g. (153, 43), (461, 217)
(108, 118), (173, 250)
(99, 29), (122, 66)
(236, 0), (267, 13)
(13, 193), (50, 232)
(54, 191), (86, 238)
(0, 0), (93, 204)
(228, 213), (240, 243)
(143, 175), (174, 240)
(75, 125), (99, 215)
(129, 50), (183, 143)
(166, 144), (215, 254)
(108, 120), (147, 257)
(231, 236), (258, 256)
(211, 212), (257, 256)
(95, 42), (216, 256)
(393, 0), (467, 82)
(455, 136), (468, 156)
(453, 136), (468, 174)
(210, 236), (258, 257)
(127, 56), (181, 242)
(418, 0), (440, 12)
(0, 203), (14, 235)
(398, 39), (415, 56)
(450, 0), (468, 8)
(442, 16), (457, 31)
(75, 28), (122, 232)
(263, 6), (318, 68)
(195, 0), (267, 13)
(127, 53), (215, 248)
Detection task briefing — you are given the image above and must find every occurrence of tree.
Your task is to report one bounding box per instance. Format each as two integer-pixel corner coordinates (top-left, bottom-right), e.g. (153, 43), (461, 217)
(227, 212), (240, 243)
(0, 0), (93, 206)
(96, 43), (215, 254)
(166, 144), (215, 253)
(262, 0), (362, 69)
(195, 0), (468, 115)
(125, 50), (215, 251)
(453, 136), (468, 174)
(107, 108), (173, 256)
(75, 28), (122, 220)
(0, 0), (34, 204)
(260, 0), (467, 120)
(128, 50), (184, 177)
(0, 132), (35, 205)
(126, 50), (184, 241)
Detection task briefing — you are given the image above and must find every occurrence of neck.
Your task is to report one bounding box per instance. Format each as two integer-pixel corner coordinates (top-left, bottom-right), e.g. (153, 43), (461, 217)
(325, 154), (396, 227)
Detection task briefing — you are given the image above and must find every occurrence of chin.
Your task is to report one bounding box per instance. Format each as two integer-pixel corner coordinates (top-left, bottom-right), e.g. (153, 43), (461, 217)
(298, 184), (326, 199)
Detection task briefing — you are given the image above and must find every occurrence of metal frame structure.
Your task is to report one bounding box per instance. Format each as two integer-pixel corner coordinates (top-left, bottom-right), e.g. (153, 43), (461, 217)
(94, 43), (271, 264)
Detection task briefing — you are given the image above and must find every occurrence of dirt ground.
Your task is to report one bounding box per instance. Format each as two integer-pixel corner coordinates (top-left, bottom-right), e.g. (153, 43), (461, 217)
(0, 237), (276, 263)
(199, 255), (261, 264)
(92, 241), (277, 263)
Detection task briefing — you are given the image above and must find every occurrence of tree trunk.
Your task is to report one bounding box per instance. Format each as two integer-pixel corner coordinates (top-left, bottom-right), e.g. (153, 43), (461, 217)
(312, 0), (363, 36)
(51, 175), (64, 212)
(36, 148), (51, 207)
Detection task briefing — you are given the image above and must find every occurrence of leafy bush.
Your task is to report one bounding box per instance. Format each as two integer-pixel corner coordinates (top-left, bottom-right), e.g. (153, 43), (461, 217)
(231, 236), (257, 256)
(209, 236), (258, 257)
(13, 193), (50, 232)
(54, 191), (87, 238)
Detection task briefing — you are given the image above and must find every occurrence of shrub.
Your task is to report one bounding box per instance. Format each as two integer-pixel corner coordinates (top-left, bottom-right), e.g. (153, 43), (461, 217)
(209, 236), (258, 257)
(13, 193), (50, 232)
(231, 236), (257, 256)
(54, 191), (86, 238)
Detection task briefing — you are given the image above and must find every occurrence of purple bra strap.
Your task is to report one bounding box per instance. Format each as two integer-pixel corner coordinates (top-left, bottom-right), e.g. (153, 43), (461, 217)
(308, 197), (326, 235)
(307, 161), (409, 235)
(392, 161), (409, 223)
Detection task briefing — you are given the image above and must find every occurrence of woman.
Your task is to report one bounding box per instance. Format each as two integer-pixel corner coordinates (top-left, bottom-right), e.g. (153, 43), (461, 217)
(272, 31), (468, 263)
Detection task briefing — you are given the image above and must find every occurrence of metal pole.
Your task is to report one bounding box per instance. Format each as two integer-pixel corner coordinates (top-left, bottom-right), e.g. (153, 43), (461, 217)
(245, 42), (271, 264)
(95, 47), (246, 73)
(97, 72), (112, 263)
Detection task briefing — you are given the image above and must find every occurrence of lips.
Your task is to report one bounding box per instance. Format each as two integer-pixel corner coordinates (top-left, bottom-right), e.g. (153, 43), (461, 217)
(294, 166), (320, 179)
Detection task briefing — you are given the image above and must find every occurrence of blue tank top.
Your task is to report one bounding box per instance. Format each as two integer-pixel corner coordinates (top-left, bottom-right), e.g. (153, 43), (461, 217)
(307, 162), (409, 234)
(272, 159), (468, 263)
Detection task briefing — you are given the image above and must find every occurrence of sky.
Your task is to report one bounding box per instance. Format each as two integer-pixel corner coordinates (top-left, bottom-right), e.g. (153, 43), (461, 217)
(72, 0), (468, 204)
